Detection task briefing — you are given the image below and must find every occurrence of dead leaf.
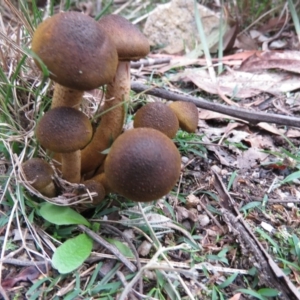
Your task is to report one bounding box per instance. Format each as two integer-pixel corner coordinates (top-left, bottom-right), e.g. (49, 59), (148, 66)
(2, 264), (47, 289)
(244, 134), (275, 149)
(237, 147), (269, 170)
(198, 109), (247, 123)
(171, 68), (300, 98)
(240, 50), (300, 74)
(228, 293), (242, 300)
(235, 32), (258, 50)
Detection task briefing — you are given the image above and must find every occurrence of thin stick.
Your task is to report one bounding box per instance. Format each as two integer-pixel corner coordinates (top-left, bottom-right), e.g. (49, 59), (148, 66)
(78, 225), (136, 272)
(131, 82), (300, 128)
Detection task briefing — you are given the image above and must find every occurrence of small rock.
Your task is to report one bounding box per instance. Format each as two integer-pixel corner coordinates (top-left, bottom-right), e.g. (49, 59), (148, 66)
(186, 194), (200, 208)
(143, 0), (221, 54)
(138, 240), (153, 256)
(198, 214), (210, 227)
(181, 156), (189, 164)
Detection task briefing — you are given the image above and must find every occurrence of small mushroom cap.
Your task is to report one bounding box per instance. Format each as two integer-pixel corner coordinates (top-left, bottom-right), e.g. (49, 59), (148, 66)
(98, 14), (150, 60)
(104, 128), (181, 202)
(82, 180), (106, 204)
(168, 101), (198, 133)
(36, 107), (92, 153)
(32, 11), (118, 90)
(134, 102), (179, 138)
(22, 158), (56, 197)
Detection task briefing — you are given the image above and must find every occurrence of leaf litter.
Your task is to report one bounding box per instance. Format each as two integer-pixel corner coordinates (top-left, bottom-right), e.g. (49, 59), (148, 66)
(1, 0), (300, 299)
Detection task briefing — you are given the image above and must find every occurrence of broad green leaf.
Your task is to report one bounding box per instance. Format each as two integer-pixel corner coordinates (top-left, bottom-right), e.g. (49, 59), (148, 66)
(52, 234), (93, 274)
(40, 203), (90, 226)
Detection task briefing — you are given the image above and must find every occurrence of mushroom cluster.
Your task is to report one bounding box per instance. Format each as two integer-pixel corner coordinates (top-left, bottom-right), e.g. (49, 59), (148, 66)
(23, 12), (198, 204)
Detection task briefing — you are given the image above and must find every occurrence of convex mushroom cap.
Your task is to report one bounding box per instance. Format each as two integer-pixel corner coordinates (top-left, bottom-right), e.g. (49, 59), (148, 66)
(32, 11), (118, 91)
(104, 128), (181, 202)
(22, 158), (56, 197)
(36, 107), (92, 183)
(36, 107), (92, 153)
(134, 102), (179, 138)
(98, 14), (150, 61)
(168, 101), (198, 133)
(82, 180), (106, 204)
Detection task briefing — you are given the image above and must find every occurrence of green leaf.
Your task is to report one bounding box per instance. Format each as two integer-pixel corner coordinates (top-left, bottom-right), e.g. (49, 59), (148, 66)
(52, 234), (93, 274)
(218, 272), (238, 289)
(40, 203), (90, 226)
(237, 288), (267, 300)
(281, 170), (300, 184)
(240, 201), (261, 212)
(105, 238), (135, 258)
(258, 288), (279, 297)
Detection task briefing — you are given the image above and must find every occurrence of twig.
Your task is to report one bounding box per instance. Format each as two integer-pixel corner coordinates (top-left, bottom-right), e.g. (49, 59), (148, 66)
(130, 58), (171, 68)
(77, 225), (137, 272)
(131, 82), (300, 128)
(1, 258), (49, 267)
(89, 252), (249, 274)
(198, 195), (226, 234)
(103, 224), (143, 295)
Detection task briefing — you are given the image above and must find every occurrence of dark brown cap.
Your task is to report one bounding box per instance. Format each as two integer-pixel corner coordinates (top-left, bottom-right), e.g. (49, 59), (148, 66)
(32, 12), (118, 90)
(98, 14), (150, 60)
(104, 128), (181, 202)
(36, 107), (92, 153)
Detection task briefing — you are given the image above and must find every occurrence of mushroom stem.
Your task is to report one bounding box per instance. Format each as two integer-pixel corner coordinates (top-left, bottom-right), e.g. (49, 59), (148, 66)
(61, 151), (81, 183)
(90, 172), (113, 194)
(81, 61), (129, 174)
(52, 84), (83, 109)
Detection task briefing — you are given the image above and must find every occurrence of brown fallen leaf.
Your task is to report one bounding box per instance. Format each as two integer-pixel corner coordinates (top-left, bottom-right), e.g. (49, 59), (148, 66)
(2, 263), (48, 289)
(240, 50), (300, 74)
(171, 68), (300, 98)
(237, 147), (269, 170)
(228, 293), (242, 300)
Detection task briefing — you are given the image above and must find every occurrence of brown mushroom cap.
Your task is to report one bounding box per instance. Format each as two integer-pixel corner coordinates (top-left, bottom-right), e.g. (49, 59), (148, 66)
(134, 102), (179, 138)
(22, 158), (56, 197)
(36, 107), (92, 153)
(168, 101), (198, 133)
(98, 14), (150, 60)
(104, 128), (181, 202)
(32, 11), (118, 90)
(82, 180), (106, 204)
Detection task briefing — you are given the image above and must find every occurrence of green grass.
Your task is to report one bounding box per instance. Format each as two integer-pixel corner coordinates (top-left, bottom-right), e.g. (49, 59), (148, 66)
(1, 0), (300, 299)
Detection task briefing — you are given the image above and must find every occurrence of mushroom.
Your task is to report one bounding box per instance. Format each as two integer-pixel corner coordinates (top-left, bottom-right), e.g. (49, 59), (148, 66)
(90, 172), (113, 195)
(81, 180), (106, 204)
(22, 158), (56, 197)
(168, 101), (199, 133)
(104, 128), (181, 202)
(35, 107), (92, 183)
(31, 11), (118, 109)
(81, 14), (150, 174)
(133, 102), (179, 138)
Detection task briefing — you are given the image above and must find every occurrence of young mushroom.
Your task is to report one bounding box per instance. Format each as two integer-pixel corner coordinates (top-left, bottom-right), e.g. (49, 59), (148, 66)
(104, 128), (181, 202)
(81, 180), (106, 204)
(81, 14), (150, 174)
(35, 107), (93, 183)
(168, 101), (199, 133)
(22, 158), (56, 197)
(133, 102), (179, 138)
(31, 11), (118, 109)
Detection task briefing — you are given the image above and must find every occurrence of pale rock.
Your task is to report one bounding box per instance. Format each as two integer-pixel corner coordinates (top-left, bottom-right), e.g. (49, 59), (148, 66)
(198, 214), (210, 227)
(138, 240), (153, 256)
(143, 0), (221, 54)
